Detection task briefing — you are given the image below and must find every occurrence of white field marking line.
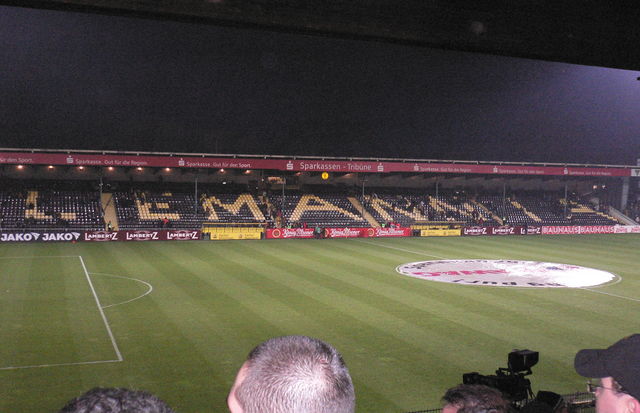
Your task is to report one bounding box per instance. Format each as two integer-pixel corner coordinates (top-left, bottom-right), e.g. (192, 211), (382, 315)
(78, 256), (123, 362)
(579, 286), (640, 303)
(0, 255), (81, 259)
(89, 272), (153, 309)
(0, 359), (121, 371)
(354, 239), (451, 260)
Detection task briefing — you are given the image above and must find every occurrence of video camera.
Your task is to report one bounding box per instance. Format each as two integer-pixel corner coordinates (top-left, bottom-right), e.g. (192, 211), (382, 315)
(462, 349), (539, 403)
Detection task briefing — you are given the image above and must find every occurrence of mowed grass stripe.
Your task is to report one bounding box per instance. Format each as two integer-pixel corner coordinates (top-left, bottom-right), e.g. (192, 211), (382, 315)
(174, 241), (405, 412)
(180, 240), (440, 410)
(190, 241), (442, 411)
(0, 257), (33, 366)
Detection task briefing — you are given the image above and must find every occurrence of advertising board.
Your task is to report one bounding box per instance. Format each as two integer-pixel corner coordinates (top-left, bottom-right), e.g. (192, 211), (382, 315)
(462, 226), (540, 236)
(324, 227), (364, 238)
(83, 230), (200, 241)
(420, 229), (461, 237)
(613, 225), (640, 234)
(462, 227), (490, 236)
(209, 232), (261, 240)
(265, 228), (315, 239)
(542, 226), (615, 235)
(266, 227), (411, 239)
(0, 231), (82, 242)
(369, 227), (412, 237)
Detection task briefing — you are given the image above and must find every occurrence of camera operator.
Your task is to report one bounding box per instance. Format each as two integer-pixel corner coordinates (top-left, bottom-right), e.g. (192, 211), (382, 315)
(575, 334), (640, 413)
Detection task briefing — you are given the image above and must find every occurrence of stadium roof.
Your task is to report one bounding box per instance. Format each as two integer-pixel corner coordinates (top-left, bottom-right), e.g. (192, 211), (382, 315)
(1, 3), (639, 166)
(1, 148), (638, 178)
(3, 1), (640, 72)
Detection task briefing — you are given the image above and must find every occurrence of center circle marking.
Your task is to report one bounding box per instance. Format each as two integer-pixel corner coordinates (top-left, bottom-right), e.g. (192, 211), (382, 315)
(396, 259), (618, 288)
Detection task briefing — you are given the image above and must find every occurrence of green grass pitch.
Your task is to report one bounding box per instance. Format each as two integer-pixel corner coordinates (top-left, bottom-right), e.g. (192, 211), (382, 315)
(1, 234), (640, 412)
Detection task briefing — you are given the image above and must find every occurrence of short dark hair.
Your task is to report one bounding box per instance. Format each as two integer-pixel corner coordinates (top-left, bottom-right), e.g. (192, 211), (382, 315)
(443, 384), (510, 413)
(235, 335), (355, 413)
(58, 387), (175, 413)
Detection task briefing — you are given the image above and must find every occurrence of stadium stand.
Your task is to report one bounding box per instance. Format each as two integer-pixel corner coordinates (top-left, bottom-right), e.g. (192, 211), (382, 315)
(0, 183), (103, 231)
(273, 193), (369, 228)
(202, 193), (268, 223)
(113, 188), (271, 230)
(0, 179), (626, 231)
(363, 193), (500, 227)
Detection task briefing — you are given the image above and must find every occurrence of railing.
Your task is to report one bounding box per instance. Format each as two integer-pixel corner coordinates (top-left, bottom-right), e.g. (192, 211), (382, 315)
(201, 222), (265, 228)
(404, 392), (594, 413)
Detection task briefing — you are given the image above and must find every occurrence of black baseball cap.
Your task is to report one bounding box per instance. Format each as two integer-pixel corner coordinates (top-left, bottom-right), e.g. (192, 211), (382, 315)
(574, 334), (640, 399)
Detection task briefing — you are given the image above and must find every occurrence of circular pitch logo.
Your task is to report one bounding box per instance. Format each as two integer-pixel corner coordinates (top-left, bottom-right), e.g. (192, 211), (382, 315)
(396, 260), (618, 288)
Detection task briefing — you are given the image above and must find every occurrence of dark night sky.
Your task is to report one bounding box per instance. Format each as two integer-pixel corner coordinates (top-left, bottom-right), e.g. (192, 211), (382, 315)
(1, 5), (639, 165)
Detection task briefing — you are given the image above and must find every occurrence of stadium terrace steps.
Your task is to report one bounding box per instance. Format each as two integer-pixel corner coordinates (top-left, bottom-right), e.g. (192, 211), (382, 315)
(511, 200), (542, 223)
(348, 197), (380, 227)
(101, 193), (118, 230)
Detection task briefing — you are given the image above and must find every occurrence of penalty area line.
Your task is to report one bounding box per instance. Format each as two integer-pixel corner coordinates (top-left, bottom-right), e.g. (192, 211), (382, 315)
(0, 255), (82, 260)
(0, 359), (121, 371)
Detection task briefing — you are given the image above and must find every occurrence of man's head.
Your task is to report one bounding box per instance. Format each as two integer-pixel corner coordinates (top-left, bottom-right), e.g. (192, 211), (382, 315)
(59, 387), (175, 413)
(442, 384), (510, 413)
(227, 335), (355, 413)
(575, 334), (640, 413)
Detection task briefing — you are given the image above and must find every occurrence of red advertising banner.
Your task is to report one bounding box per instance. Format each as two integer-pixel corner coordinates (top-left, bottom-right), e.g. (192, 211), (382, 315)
(0, 152), (284, 170)
(393, 162), (630, 177)
(0, 151), (632, 177)
(371, 227), (412, 237)
(83, 230), (200, 242)
(266, 227), (411, 239)
(578, 225), (615, 234)
(542, 226), (580, 235)
(324, 228), (365, 238)
(542, 226), (615, 235)
(265, 228), (315, 239)
(324, 227), (411, 238)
